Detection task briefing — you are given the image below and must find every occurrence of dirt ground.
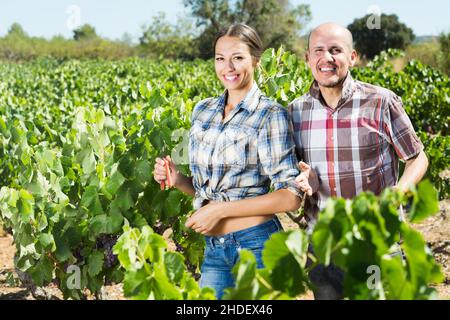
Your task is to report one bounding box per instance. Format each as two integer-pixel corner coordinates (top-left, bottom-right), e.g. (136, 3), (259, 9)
(0, 200), (448, 300)
(410, 199), (450, 298)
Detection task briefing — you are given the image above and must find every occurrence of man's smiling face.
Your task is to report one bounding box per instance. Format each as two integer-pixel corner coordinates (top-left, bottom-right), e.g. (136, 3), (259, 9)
(306, 24), (357, 88)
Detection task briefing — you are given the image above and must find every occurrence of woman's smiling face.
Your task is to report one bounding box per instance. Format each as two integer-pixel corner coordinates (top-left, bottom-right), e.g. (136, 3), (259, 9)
(214, 36), (257, 92)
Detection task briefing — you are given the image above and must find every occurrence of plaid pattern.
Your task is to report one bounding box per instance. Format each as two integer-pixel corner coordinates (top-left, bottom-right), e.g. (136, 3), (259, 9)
(288, 73), (423, 221)
(189, 82), (301, 210)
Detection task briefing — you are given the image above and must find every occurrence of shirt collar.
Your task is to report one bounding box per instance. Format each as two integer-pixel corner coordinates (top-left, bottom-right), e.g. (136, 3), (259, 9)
(218, 81), (261, 113)
(309, 72), (355, 108)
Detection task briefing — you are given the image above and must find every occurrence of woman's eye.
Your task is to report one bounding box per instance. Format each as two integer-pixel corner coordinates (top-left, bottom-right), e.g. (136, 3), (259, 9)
(215, 57), (224, 61)
(233, 56), (243, 60)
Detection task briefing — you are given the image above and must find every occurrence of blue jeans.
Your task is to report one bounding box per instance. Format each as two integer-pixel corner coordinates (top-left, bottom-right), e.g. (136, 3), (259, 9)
(199, 217), (283, 299)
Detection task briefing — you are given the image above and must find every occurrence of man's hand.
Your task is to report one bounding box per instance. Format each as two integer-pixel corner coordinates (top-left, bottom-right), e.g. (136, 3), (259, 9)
(295, 161), (319, 196)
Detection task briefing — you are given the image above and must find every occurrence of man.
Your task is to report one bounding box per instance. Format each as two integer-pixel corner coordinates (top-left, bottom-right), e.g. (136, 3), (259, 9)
(291, 23), (429, 299)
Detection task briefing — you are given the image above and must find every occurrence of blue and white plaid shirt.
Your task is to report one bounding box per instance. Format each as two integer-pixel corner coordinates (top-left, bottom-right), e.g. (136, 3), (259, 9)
(189, 82), (302, 210)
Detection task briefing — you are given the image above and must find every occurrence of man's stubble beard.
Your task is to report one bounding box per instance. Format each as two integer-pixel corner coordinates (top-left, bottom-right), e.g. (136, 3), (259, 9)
(318, 74), (347, 88)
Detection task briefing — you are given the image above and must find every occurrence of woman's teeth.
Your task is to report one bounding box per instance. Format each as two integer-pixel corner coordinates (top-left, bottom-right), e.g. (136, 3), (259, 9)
(225, 75), (238, 81)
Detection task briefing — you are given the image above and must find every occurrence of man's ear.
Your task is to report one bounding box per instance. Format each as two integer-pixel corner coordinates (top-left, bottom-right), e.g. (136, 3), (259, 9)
(305, 51), (310, 63)
(349, 49), (358, 67)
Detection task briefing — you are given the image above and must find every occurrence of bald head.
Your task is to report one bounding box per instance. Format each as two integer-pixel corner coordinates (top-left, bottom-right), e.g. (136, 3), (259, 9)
(307, 23), (354, 51)
(305, 23), (358, 89)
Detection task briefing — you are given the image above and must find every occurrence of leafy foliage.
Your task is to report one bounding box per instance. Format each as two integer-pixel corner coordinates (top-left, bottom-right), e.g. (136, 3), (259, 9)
(438, 32), (450, 75)
(0, 23), (133, 61)
(348, 14), (415, 59)
(138, 13), (199, 60)
(73, 24), (98, 41)
(113, 222), (215, 299)
(183, 0), (312, 58)
(0, 47), (447, 299)
(221, 182), (443, 300)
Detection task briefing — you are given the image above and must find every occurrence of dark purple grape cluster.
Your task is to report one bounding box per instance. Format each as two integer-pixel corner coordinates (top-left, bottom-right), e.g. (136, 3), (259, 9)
(153, 222), (165, 235)
(104, 250), (118, 268)
(96, 234), (119, 268)
(185, 260), (201, 281)
(73, 246), (84, 263)
(175, 242), (184, 253)
(52, 278), (60, 286)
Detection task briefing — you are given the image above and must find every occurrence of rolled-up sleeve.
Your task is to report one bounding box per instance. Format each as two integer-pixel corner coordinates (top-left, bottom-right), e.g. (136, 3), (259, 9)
(383, 93), (424, 161)
(257, 106), (303, 197)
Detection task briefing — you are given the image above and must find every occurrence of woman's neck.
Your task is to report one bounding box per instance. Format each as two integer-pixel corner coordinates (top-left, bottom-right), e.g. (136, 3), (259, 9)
(226, 80), (254, 108)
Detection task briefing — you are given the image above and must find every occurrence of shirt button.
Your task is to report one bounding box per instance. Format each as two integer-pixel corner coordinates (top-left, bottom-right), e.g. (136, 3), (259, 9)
(219, 238), (225, 244)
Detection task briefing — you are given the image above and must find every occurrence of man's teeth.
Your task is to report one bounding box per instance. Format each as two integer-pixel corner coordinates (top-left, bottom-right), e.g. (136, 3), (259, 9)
(320, 67), (336, 72)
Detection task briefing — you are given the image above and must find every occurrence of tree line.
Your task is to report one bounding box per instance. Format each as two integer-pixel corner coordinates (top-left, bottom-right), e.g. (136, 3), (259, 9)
(0, 0), (448, 74)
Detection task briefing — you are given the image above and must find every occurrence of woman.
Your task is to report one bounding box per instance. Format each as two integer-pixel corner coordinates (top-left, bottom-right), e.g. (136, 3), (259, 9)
(153, 24), (304, 299)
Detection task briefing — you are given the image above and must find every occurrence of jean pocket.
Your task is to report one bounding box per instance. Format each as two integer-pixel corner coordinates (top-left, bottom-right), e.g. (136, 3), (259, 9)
(203, 242), (216, 256)
(237, 240), (266, 269)
(238, 236), (269, 251)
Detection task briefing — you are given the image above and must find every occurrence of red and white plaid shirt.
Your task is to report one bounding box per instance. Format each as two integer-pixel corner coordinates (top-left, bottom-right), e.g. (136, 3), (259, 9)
(288, 73), (423, 222)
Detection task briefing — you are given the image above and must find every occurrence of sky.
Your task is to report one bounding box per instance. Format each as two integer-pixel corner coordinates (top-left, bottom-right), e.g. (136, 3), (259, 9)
(0, 0), (448, 42)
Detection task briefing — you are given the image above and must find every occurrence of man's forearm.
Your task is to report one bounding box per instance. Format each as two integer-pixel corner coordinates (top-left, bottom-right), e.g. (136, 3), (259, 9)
(397, 150), (429, 192)
(218, 189), (302, 219)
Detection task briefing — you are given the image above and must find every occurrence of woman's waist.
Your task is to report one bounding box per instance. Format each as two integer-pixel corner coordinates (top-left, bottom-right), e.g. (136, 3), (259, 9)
(205, 215), (279, 238)
(194, 187), (269, 208)
(201, 198), (276, 236)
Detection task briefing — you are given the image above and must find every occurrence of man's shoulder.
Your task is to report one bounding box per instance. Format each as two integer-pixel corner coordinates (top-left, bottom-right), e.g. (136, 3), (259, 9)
(288, 92), (314, 112)
(354, 79), (398, 101)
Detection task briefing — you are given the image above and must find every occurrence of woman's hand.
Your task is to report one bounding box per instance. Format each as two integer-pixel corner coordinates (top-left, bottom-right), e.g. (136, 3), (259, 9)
(185, 202), (225, 235)
(153, 155), (180, 189)
(295, 161), (319, 196)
